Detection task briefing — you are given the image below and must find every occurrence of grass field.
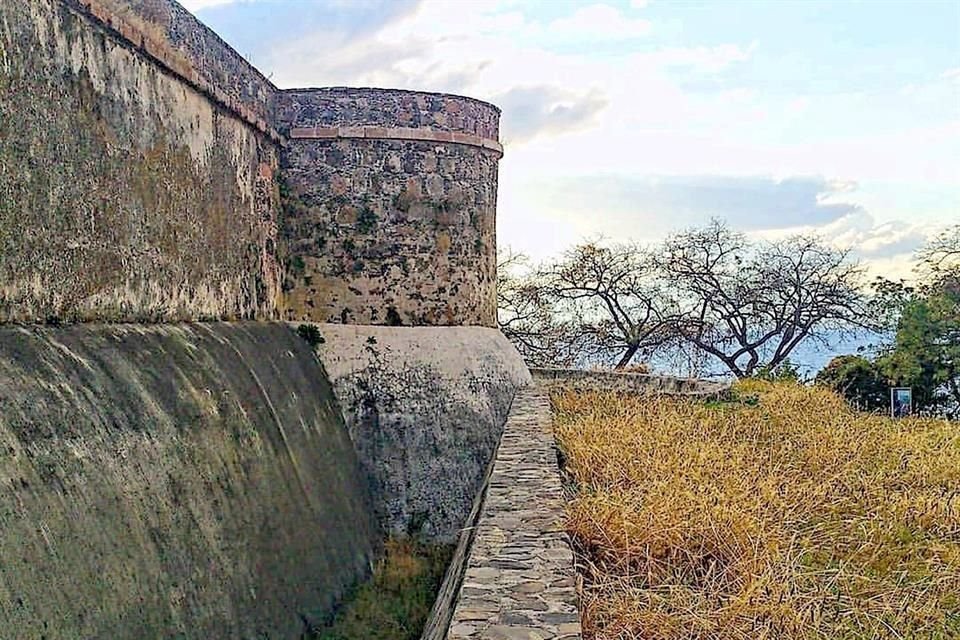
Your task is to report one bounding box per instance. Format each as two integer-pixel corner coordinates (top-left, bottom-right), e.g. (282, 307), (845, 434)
(552, 381), (960, 639)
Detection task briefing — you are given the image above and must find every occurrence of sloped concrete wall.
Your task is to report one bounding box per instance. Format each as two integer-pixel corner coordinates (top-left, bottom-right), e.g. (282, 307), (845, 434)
(0, 322), (378, 639)
(308, 324), (531, 541)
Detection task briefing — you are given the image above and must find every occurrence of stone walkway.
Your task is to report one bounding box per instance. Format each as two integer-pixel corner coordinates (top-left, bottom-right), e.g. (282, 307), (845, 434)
(446, 385), (581, 640)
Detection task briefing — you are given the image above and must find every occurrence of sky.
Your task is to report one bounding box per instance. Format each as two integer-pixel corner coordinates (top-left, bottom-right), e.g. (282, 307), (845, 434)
(183, 0), (960, 280)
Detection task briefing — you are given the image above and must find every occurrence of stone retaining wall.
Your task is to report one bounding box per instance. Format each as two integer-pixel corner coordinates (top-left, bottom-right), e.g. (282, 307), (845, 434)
(531, 367), (730, 398)
(309, 323), (531, 542)
(441, 386), (582, 640)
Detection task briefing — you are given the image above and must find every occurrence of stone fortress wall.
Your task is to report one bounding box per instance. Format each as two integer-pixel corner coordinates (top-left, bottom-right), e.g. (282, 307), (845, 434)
(0, 0), (284, 324)
(0, 1), (522, 636)
(0, 0), (502, 328)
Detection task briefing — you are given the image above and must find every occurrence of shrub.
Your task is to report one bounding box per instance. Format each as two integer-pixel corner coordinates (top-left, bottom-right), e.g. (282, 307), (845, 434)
(815, 354), (888, 411)
(296, 323), (324, 348)
(312, 539), (453, 640)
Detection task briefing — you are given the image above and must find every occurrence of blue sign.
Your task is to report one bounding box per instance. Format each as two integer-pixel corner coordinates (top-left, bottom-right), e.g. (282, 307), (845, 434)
(891, 387), (912, 418)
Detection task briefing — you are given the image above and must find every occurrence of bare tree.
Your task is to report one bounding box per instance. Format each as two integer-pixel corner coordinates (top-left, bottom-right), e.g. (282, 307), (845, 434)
(919, 224), (960, 268)
(659, 220), (868, 378)
(497, 250), (586, 367)
(541, 242), (674, 369)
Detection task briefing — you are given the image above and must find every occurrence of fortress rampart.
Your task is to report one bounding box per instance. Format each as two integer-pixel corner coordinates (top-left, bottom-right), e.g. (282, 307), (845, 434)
(0, 1), (538, 637)
(0, 0), (283, 324)
(0, 0), (502, 327)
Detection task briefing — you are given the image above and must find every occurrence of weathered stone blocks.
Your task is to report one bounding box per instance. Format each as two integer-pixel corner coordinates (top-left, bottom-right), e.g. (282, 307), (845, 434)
(530, 367), (731, 397)
(277, 88), (502, 327)
(0, 0), (282, 323)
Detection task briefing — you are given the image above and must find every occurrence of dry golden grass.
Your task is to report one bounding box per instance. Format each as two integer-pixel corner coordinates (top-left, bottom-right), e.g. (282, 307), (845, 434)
(552, 381), (960, 640)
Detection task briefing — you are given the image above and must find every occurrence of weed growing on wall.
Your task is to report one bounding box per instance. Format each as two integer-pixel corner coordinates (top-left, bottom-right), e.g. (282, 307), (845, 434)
(356, 207), (378, 233)
(312, 539), (453, 640)
(295, 324), (324, 348)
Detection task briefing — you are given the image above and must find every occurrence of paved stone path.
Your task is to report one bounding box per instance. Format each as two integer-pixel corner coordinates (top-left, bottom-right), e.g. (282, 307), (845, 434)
(446, 385), (582, 640)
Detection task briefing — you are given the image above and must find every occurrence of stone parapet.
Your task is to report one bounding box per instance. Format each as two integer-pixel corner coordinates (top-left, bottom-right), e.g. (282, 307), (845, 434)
(530, 367), (731, 398)
(278, 87), (500, 140)
(443, 385), (582, 640)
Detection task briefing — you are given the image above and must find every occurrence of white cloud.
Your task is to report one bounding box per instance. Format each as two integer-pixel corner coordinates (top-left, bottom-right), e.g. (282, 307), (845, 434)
(830, 215), (940, 280)
(542, 4), (651, 41)
(178, 0), (239, 12)
(494, 86), (608, 143)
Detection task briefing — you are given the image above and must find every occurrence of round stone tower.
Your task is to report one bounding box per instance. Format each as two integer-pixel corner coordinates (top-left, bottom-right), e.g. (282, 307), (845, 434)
(276, 87), (502, 327)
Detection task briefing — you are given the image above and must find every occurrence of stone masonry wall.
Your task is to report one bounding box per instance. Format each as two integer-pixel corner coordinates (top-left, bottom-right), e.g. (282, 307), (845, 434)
(442, 386), (582, 640)
(0, 0), (282, 323)
(0, 3), (505, 328)
(276, 89), (501, 327)
(531, 367), (731, 398)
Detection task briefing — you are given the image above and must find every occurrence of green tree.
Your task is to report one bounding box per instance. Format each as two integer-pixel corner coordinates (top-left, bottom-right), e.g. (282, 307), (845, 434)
(815, 354), (888, 411)
(754, 358), (801, 383)
(877, 282), (959, 416)
(873, 225), (960, 417)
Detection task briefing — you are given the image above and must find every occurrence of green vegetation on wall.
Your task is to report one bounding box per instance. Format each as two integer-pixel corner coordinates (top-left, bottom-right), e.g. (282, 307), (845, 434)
(312, 539), (453, 640)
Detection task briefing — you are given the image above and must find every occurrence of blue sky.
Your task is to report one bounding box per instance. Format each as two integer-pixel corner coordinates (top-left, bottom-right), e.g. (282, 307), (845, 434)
(185, 0), (960, 278)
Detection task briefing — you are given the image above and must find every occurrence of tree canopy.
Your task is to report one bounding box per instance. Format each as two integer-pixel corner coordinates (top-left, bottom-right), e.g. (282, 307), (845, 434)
(498, 219), (870, 378)
(811, 224), (959, 417)
(658, 220), (868, 378)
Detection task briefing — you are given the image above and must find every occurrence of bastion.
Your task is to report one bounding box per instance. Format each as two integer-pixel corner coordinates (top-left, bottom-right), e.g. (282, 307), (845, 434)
(277, 88), (502, 327)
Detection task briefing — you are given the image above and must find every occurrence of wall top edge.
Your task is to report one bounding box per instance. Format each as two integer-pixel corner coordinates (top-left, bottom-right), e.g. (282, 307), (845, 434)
(281, 86), (502, 115)
(67, 1), (503, 144)
(167, 0), (280, 92)
(69, 0), (282, 141)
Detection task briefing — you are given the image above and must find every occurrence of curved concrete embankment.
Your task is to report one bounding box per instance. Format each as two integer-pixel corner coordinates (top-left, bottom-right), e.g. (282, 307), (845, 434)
(0, 322), (378, 639)
(308, 324), (532, 541)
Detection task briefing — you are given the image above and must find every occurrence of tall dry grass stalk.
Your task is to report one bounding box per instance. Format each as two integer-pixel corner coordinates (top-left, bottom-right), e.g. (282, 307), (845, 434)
(553, 381), (960, 639)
